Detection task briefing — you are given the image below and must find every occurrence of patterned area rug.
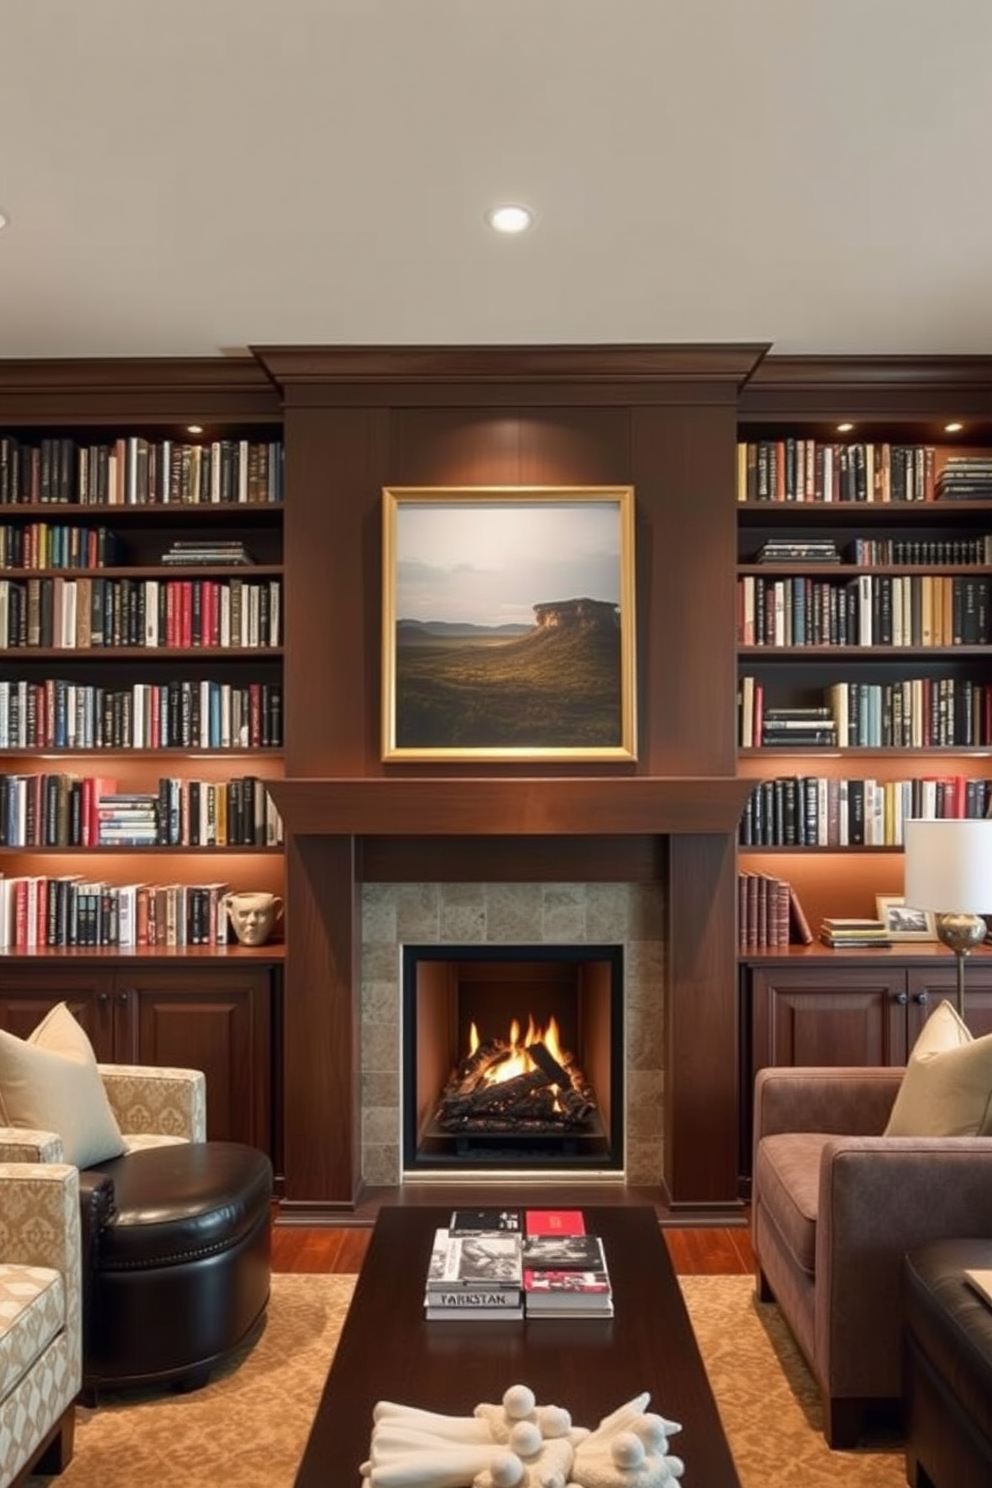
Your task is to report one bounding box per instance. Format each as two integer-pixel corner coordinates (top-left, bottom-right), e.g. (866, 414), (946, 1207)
(25, 1273), (906, 1487)
(680, 1275), (905, 1488)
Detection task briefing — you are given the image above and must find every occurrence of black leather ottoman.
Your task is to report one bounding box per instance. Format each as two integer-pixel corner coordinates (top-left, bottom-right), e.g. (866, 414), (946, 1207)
(80, 1141), (273, 1395)
(903, 1239), (992, 1488)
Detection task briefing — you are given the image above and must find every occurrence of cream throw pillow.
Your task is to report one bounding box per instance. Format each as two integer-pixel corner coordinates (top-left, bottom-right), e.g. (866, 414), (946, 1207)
(884, 999), (992, 1138)
(0, 1001), (125, 1167)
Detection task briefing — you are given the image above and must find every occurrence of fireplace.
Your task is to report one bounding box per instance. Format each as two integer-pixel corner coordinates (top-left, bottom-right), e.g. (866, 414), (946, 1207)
(360, 878), (667, 1189)
(402, 944), (624, 1173)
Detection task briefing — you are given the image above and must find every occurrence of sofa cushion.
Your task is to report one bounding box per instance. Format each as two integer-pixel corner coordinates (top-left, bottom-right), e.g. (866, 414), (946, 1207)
(0, 1263), (64, 1403)
(754, 1131), (831, 1275)
(884, 1000), (992, 1138)
(0, 1002), (125, 1169)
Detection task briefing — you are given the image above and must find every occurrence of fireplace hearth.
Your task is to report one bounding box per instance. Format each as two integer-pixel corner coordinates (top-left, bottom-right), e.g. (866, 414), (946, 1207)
(402, 943), (624, 1173)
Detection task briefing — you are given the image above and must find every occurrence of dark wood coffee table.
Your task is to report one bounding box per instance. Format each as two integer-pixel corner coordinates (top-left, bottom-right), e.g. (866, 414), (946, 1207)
(294, 1205), (741, 1486)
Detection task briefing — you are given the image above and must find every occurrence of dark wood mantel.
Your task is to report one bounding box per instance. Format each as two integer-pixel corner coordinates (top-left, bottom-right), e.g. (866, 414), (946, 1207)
(267, 777), (752, 837)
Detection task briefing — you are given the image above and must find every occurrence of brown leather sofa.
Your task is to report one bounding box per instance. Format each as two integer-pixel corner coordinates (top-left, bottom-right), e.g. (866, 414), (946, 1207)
(903, 1239), (992, 1488)
(752, 1065), (992, 1448)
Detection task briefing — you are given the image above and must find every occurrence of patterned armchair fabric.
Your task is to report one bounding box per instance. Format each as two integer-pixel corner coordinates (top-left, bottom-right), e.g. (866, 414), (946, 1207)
(0, 1064), (207, 1165)
(98, 1064), (207, 1145)
(0, 1163), (81, 1485)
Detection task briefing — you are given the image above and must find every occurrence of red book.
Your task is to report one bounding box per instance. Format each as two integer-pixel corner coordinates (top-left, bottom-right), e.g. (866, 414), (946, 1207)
(524, 1210), (585, 1238)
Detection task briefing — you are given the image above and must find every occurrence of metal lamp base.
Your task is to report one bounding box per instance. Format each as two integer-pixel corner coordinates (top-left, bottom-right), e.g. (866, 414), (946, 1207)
(935, 913), (988, 1019)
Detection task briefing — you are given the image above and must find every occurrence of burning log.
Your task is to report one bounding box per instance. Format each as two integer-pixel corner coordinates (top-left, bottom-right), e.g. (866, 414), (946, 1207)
(448, 1039), (511, 1097)
(442, 1069), (548, 1119)
(526, 1041), (595, 1121)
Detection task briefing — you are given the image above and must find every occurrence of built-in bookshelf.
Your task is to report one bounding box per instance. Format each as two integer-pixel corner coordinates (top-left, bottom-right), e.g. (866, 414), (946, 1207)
(736, 424), (992, 936)
(0, 366), (286, 1152)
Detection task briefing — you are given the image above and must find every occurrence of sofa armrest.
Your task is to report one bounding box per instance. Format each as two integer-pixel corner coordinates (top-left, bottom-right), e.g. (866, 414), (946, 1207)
(0, 1162), (81, 1279)
(753, 1066), (903, 1145)
(98, 1065), (207, 1142)
(0, 1127), (64, 1162)
(813, 1135), (992, 1396)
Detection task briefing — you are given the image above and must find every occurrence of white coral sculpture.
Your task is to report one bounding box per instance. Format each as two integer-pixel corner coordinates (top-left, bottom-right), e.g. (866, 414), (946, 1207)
(360, 1386), (684, 1488)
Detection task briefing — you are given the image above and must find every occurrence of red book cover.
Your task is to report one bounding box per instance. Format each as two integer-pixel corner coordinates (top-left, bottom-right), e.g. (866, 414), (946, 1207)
(524, 1210), (585, 1238)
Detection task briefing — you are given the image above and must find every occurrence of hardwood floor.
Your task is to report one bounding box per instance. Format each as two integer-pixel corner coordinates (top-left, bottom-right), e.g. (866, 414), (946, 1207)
(271, 1222), (756, 1276)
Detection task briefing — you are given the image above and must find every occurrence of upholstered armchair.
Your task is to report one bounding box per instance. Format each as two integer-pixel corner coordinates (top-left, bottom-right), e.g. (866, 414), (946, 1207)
(0, 1162), (82, 1485)
(752, 1061), (992, 1449)
(0, 1004), (271, 1398)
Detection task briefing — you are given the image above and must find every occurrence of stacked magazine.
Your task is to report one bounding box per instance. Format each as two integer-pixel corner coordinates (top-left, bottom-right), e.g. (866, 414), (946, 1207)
(424, 1210), (524, 1321)
(521, 1210), (613, 1318)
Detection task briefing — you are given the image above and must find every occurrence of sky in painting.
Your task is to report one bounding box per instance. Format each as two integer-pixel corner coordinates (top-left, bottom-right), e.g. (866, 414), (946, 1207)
(395, 499), (622, 628)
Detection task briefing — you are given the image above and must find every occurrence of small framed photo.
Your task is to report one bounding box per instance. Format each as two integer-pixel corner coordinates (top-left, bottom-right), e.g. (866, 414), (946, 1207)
(875, 894), (939, 943)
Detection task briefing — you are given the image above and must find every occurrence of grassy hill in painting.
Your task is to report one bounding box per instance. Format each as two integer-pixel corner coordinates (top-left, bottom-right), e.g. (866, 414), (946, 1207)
(394, 598), (623, 749)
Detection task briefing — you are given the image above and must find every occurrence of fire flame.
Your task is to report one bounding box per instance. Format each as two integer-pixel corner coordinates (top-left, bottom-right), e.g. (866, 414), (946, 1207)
(468, 1014), (566, 1085)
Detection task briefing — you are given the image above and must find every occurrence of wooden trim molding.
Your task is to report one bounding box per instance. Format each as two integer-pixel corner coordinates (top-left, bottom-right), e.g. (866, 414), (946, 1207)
(267, 777), (752, 837)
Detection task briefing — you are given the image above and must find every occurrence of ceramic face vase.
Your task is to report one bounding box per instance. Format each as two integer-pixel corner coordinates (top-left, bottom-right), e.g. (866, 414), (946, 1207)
(222, 891), (284, 946)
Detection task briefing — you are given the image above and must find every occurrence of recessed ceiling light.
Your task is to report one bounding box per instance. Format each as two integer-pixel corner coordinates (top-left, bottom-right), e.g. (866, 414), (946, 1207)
(836, 422), (854, 434)
(944, 422), (964, 434)
(485, 204), (533, 235)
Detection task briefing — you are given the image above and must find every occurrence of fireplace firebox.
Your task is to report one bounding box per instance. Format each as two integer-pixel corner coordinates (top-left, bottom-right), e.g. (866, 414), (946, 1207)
(402, 944), (624, 1173)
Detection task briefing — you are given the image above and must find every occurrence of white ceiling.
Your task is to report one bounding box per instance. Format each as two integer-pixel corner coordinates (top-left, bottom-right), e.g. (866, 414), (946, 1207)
(3, 0), (992, 362)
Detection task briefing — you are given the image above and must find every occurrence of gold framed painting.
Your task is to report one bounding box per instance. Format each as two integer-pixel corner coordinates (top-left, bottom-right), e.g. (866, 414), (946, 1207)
(381, 485), (638, 762)
(874, 894), (939, 943)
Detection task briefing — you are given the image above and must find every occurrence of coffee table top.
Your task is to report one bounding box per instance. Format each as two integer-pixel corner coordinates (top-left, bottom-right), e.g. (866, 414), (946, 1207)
(294, 1204), (740, 1487)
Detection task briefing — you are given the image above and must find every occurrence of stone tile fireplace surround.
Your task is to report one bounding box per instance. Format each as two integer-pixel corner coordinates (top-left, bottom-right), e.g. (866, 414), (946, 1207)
(361, 880), (666, 1187)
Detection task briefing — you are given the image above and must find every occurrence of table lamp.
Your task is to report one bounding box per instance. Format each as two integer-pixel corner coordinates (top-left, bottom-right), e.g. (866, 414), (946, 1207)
(903, 818), (992, 1019)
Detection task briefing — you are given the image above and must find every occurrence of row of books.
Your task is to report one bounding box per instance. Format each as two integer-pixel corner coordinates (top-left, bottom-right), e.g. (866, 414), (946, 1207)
(0, 874), (240, 950)
(737, 440), (938, 504)
(0, 679), (283, 752)
(0, 774), (282, 848)
(0, 436), (284, 507)
(424, 1208), (613, 1321)
(737, 872), (813, 951)
(740, 775), (992, 848)
(739, 677), (992, 750)
(0, 523), (123, 570)
(0, 575), (281, 650)
(737, 574), (992, 648)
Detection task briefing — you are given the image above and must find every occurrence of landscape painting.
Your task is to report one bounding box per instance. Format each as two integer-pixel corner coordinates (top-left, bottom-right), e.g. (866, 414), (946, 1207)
(381, 486), (637, 761)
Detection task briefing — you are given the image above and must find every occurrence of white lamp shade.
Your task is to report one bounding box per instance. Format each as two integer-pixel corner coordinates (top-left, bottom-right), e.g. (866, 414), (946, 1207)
(903, 818), (992, 914)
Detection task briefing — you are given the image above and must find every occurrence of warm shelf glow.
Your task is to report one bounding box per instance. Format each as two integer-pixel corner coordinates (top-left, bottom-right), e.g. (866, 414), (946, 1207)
(944, 421), (964, 433)
(836, 422), (854, 433)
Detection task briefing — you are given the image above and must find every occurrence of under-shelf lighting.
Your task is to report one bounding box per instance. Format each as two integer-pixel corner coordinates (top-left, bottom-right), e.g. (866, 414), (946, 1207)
(836, 422), (854, 434)
(485, 204), (533, 234)
(187, 424), (204, 435)
(944, 422), (964, 434)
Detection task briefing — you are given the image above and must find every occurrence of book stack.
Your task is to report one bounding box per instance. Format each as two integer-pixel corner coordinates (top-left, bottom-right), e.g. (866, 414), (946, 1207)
(761, 707), (838, 748)
(521, 1209), (613, 1319)
(424, 1210), (524, 1321)
(819, 917), (892, 949)
(159, 539), (255, 566)
(935, 456), (992, 503)
(756, 537), (840, 564)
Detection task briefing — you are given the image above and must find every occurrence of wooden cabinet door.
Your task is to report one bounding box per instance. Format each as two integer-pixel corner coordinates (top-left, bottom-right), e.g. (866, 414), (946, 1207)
(751, 965), (910, 1075)
(905, 967), (992, 1045)
(115, 967), (273, 1152)
(0, 969), (116, 1056)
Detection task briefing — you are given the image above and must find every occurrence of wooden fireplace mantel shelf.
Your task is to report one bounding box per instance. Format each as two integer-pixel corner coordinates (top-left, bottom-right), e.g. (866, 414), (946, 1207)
(266, 776), (751, 836)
